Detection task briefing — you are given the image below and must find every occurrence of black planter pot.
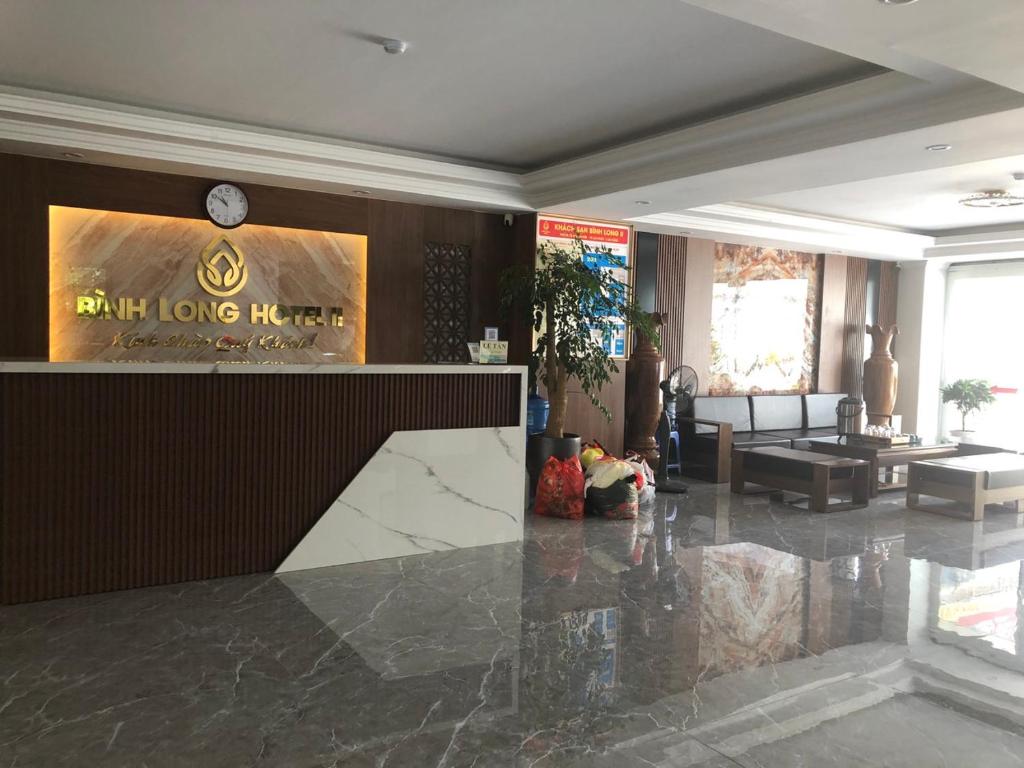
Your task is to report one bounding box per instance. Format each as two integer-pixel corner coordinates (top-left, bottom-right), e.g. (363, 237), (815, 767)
(526, 432), (582, 495)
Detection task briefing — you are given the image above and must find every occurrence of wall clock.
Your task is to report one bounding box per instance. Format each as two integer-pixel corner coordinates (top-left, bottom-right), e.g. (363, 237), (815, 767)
(205, 183), (249, 229)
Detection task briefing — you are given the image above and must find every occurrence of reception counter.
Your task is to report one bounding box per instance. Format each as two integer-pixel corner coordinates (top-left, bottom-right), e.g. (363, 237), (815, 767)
(0, 363), (527, 603)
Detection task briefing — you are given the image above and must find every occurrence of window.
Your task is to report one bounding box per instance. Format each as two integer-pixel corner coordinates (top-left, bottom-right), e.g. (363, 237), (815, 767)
(941, 261), (1024, 439)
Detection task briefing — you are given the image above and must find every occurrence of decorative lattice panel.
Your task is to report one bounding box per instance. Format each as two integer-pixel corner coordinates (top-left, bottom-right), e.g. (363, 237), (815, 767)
(423, 242), (471, 363)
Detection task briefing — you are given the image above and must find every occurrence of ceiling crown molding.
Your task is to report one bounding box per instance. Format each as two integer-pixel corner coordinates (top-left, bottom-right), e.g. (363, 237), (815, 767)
(631, 203), (934, 260)
(0, 86), (532, 211)
(523, 73), (1024, 209)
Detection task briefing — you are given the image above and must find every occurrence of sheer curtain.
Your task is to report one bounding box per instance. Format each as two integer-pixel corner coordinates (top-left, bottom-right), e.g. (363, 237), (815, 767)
(941, 261), (1024, 440)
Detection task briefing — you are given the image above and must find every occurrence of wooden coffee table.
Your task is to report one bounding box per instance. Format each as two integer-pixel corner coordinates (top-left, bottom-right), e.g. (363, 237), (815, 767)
(806, 440), (959, 497)
(731, 446), (870, 514)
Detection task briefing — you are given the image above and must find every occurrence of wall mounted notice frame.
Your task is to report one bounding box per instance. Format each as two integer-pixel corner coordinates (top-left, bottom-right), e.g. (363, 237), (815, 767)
(49, 206), (367, 363)
(536, 215), (633, 359)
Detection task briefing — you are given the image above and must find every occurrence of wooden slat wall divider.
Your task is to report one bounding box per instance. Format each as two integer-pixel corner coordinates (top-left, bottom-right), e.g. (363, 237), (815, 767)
(841, 257), (869, 397)
(878, 261), (900, 329)
(0, 372), (520, 603)
(655, 234), (687, 372)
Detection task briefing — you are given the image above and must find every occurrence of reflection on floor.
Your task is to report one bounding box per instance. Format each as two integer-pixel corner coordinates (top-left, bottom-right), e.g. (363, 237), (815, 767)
(4, 485), (1024, 766)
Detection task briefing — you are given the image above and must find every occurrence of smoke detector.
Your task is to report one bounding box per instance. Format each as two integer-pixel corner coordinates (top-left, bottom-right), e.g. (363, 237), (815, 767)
(959, 190), (1024, 208)
(382, 38), (408, 55)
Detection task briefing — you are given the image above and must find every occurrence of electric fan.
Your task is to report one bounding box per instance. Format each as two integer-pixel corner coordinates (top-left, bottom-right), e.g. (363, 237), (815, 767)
(654, 365), (699, 493)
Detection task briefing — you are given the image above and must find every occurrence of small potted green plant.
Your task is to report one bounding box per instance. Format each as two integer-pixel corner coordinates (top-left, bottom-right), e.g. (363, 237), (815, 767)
(941, 378), (996, 434)
(501, 237), (657, 480)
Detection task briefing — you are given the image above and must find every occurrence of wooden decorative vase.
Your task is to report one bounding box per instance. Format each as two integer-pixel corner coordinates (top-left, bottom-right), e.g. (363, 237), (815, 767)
(863, 324), (899, 426)
(624, 313), (665, 465)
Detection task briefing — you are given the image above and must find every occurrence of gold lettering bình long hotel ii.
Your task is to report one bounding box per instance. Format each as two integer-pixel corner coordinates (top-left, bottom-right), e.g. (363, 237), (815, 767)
(49, 207), (367, 363)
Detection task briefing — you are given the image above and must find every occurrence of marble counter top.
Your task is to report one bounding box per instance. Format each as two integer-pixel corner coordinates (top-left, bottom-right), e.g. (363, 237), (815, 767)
(0, 362), (527, 375)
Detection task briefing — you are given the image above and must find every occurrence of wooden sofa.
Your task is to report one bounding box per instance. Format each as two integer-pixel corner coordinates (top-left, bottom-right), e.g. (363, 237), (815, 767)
(679, 393), (846, 483)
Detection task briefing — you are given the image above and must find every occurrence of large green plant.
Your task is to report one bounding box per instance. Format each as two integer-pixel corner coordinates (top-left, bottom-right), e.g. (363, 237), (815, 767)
(501, 238), (657, 439)
(941, 378), (996, 431)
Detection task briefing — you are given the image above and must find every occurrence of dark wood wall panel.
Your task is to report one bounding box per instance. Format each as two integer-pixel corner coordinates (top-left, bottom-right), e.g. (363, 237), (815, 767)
(47, 157), (370, 234)
(366, 200), (426, 362)
(0, 372), (520, 604)
(841, 257), (869, 397)
(561, 369), (626, 457)
(655, 233), (687, 371)
(878, 261), (899, 329)
(0, 154), (49, 360)
(0, 152), (534, 365)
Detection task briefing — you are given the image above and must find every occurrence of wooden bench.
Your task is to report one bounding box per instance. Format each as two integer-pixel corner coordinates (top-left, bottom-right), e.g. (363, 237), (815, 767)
(731, 446), (870, 514)
(907, 453), (1024, 521)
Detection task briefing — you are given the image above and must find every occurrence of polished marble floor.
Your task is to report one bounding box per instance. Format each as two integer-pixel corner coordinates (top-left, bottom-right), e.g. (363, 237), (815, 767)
(5, 484), (1024, 766)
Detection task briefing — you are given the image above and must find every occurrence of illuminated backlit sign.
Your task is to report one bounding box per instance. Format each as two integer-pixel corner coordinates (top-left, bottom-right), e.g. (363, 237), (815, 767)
(49, 207), (367, 363)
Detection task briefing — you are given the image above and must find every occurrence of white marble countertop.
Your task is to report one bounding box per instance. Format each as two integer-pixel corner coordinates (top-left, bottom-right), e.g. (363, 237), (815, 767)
(0, 362), (528, 375)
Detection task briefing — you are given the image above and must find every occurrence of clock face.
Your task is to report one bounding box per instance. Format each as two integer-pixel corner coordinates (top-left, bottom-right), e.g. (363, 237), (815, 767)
(205, 183), (248, 228)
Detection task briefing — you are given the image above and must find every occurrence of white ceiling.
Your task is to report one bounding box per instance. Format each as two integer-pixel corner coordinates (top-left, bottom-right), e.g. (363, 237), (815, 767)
(0, 0), (878, 169)
(749, 155), (1024, 233)
(3, 0), (1024, 261)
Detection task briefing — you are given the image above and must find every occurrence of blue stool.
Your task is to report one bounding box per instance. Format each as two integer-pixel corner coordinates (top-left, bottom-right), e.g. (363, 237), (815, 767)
(667, 430), (681, 474)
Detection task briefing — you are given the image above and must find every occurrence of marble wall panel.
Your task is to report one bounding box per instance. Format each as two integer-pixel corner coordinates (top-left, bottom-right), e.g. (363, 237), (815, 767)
(710, 243), (822, 395)
(49, 206), (367, 363)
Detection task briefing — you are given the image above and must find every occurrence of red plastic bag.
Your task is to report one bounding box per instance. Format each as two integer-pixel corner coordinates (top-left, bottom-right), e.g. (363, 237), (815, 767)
(534, 455), (585, 520)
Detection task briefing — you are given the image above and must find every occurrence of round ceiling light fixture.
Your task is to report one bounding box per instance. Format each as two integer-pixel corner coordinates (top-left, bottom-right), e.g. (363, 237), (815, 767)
(879, 0), (919, 5)
(926, 144), (952, 152)
(635, 200), (652, 206)
(382, 38), (408, 55)
(959, 190), (1024, 208)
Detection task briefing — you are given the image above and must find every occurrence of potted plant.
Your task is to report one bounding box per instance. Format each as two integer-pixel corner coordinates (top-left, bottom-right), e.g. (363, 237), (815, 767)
(941, 378), (996, 434)
(501, 237), (657, 480)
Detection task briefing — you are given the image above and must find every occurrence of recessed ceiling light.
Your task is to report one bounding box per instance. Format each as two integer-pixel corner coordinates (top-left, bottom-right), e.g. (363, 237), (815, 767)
(382, 38), (408, 54)
(959, 190), (1024, 208)
(926, 144), (952, 152)
(351, 189), (372, 196)
(635, 200), (651, 206)
(879, 0), (918, 5)
(61, 151), (85, 159)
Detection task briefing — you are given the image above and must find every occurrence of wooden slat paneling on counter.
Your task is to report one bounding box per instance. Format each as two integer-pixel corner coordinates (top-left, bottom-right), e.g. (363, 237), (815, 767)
(0, 373), (520, 603)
